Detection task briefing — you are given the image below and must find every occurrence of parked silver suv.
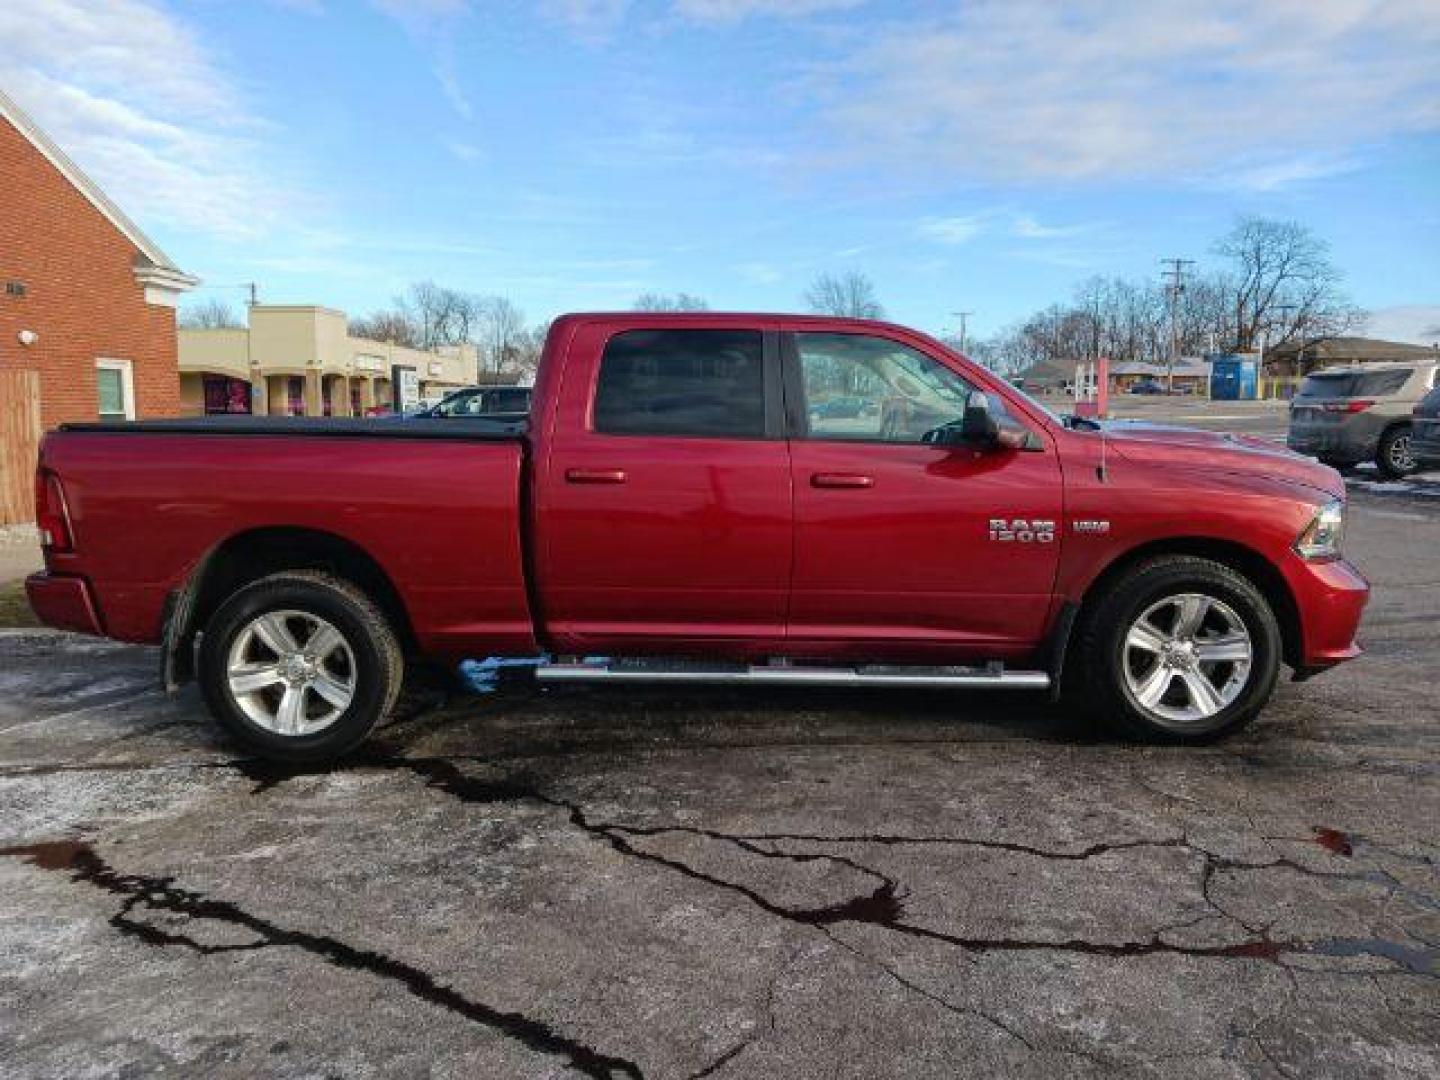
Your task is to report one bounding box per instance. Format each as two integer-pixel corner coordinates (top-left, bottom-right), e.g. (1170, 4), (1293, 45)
(1287, 361), (1438, 478)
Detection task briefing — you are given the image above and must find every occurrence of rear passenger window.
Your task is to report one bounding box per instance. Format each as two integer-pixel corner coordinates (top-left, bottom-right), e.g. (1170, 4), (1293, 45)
(594, 329), (766, 437)
(1355, 369), (1412, 396)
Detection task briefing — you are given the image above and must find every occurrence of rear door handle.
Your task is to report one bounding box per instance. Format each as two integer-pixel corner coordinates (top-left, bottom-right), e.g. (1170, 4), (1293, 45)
(811, 472), (874, 489)
(565, 468), (627, 484)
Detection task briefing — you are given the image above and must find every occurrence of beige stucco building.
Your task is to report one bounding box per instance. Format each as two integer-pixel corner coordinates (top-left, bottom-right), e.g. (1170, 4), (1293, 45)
(179, 304), (475, 417)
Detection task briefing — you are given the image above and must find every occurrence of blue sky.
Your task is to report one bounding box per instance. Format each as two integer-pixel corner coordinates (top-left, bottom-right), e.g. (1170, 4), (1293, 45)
(5, 0), (1439, 341)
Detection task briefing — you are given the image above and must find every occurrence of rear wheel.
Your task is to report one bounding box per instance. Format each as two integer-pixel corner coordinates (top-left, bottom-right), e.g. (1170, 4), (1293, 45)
(1073, 556), (1281, 743)
(1376, 424), (1416, 479)
(198, 571), (402, 763)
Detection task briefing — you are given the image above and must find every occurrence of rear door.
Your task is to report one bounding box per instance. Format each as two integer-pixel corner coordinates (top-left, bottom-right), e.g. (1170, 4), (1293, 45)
(783, 329), (1063, 660)
(535, 321), (792, 654)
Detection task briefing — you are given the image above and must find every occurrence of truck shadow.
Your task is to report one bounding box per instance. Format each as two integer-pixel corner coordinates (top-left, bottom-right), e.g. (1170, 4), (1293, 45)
(376, 679), (1109, 764)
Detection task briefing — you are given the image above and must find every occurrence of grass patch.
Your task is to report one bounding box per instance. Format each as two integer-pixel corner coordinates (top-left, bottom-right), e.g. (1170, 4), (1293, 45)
(0, 578), (40, 628)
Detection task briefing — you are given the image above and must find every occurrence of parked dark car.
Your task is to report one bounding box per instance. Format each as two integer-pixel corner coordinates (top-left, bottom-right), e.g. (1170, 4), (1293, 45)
(1129, 380), (1165, 395)
(414, 386), (532, 421)
(1286, 362), (1437, 478)
(1412, 384), (1440, 471)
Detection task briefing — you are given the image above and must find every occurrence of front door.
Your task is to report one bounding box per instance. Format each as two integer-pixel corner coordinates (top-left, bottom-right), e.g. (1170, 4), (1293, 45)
(537, 324), (792, 655)
(785, 330), (1062, 660)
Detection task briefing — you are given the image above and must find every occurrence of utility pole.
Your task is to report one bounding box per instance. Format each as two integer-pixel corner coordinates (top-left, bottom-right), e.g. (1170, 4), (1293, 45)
(950, 310), (974, 354)
(1160, 259), (1194, 394)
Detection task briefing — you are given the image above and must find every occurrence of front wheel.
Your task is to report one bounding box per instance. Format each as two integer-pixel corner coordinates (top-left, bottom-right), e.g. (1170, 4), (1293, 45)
(1072, 556), (1282, 743)
(198, 571), (403, 763)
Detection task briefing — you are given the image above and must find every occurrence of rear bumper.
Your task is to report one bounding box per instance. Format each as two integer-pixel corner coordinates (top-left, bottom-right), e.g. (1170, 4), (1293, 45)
(1286, 427), (1374, 464)
(24, 572), (104, 636)
(1283, 557), (1369, 671)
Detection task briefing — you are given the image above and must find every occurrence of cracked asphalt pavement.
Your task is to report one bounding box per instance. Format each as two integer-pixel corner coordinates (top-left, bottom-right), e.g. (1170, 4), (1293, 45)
(2, 488), (1437, 1078)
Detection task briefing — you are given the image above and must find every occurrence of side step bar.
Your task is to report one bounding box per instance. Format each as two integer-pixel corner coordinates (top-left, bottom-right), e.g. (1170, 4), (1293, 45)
(535, 661), (1050, 691)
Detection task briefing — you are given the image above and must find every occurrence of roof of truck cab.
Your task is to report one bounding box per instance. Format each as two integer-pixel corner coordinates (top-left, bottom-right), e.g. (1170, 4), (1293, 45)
(551, 311), (950, 338)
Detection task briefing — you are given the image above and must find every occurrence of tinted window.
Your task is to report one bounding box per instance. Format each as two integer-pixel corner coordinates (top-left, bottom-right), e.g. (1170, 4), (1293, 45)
(1355, 369), (1412, 396)
(485, 388), (531, 412)
(795, 333), (992, 442)
(1298, 369), (1412, 398)
(1296, 373), (1358, 398)
(595, 329), (765, 437)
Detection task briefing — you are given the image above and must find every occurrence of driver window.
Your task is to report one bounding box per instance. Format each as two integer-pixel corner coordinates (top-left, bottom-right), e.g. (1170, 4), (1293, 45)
(795, 333), (994, 442)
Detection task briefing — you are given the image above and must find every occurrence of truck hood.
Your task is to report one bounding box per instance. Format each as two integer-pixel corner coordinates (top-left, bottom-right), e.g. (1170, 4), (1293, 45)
(1100, 420), (1344, 499)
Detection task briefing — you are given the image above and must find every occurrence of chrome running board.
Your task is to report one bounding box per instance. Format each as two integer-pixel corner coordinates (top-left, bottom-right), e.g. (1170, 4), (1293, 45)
(535, 660), (1050, 691)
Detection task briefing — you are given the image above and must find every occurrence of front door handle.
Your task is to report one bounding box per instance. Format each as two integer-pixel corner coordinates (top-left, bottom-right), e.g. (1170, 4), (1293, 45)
(566, 468), (627, 484)
(811, 472), (874, 489)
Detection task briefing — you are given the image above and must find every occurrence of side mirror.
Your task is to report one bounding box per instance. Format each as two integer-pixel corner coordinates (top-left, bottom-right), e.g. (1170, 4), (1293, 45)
(961, 392), (1000, 446)
(923, 393), (1030, 450)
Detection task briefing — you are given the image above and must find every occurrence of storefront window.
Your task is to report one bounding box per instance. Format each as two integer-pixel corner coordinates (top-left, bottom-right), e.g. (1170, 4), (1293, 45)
(202, 377), (252, 415)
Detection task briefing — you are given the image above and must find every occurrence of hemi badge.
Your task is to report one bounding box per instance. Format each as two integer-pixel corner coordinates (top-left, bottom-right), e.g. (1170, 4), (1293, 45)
(1073, 519), (1111, 534)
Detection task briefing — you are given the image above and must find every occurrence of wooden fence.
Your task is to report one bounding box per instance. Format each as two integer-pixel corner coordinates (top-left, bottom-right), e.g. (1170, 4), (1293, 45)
(0, 370), (42, 525)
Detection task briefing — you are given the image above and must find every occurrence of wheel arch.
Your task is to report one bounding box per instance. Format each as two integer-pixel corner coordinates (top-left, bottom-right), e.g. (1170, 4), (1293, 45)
(1073, 537), (1303, 671)
(164, 526), (416, 688)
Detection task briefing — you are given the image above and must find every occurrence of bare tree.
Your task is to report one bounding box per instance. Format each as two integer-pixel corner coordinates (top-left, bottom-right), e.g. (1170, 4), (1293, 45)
(349, 309), (421, 346)
(394, 281), (476, 349)
(179, 298), (243, 329)
(476, 296), (527, 375)
(510, 321), (552, 376)
(1214, 217), (1362, 352)
(632, 292), (710, 312)
(805, 272), (885, 319)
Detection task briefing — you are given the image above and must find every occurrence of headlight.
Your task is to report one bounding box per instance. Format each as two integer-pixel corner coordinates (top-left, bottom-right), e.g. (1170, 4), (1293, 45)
(1295, 499), (1345, 560)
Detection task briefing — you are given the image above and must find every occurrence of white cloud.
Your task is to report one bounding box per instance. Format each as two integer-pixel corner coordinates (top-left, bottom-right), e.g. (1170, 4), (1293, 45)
(445, 139), (482, 162)
(371, 0), (473, 118)
(543, 0), (861, 32)
(1364, 305), (1440, 345)
(0, 0), (298, 241)
(540, 0), (631, 34)
(673, 0), (865, 22)
(919, 214), (991, 245)
(920, 210), (1101, 245)
(809, 0), (1440, 186)
(737, 261), (783, 284)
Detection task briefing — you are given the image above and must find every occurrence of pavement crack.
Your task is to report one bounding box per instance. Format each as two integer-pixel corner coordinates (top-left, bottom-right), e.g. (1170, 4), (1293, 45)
(238, 752), (1440, 979)
(683, 1040), (750, 1079)
(1, 839), (644, 1080)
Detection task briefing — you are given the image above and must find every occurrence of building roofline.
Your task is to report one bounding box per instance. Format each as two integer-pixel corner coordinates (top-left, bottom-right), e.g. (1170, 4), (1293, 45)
(0, 86), (195, 282)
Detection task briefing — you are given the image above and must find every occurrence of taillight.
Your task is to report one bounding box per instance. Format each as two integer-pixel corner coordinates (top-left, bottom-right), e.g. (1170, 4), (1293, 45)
(1321, 399), (1375, 413)
(35, 469), (74, 552)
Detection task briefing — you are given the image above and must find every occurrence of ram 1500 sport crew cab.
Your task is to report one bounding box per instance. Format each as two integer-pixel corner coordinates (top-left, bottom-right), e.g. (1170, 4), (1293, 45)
(27, 314), (1369, 762)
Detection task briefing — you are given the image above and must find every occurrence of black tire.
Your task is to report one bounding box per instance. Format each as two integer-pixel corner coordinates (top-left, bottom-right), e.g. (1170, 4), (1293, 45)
(1071, 556), (1282, 744)
(198, 571), (403, 763)
(1376, 424), (1416, 480)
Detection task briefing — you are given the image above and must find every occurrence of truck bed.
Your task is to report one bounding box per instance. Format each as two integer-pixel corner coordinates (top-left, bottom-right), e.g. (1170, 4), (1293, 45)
(37, 421), (536, 656)
(59, 416), (526, 440)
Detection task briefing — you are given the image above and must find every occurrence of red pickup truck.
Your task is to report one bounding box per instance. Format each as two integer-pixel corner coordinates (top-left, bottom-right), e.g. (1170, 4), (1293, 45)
(27, 313), (1368, 762)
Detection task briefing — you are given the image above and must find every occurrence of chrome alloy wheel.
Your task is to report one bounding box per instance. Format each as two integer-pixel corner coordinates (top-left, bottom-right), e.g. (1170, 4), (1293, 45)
(225, 610), (356, 736)
(1388, 431), (1416, 473)
(1121, 593), (1252, 727)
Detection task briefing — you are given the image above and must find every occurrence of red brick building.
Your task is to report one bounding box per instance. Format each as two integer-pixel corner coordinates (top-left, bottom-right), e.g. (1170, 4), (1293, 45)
(0, 88), (196, 434)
